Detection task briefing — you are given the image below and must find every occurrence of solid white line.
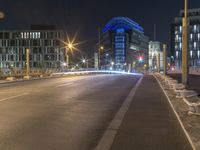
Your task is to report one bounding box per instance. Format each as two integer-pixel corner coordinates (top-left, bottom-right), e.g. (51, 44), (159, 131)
(0, 93), (29, 102)
(95, 76), (143, 150)
(154, 74), (196, 150)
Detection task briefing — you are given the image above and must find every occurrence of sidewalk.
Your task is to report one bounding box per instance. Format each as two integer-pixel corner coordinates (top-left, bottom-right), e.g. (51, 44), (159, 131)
(110, 75), (192, 150)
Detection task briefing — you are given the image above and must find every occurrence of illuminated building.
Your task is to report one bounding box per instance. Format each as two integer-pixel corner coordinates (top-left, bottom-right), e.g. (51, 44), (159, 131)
(0, 25), (65, 74)
(149, 41), (163, 72)
(171, 9), (200, 69)
(100, 17), (149, 72)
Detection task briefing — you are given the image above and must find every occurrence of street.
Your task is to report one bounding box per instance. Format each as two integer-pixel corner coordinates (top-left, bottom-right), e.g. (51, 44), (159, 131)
(0, 74), (193, 150)
(0, 74), (140, 150)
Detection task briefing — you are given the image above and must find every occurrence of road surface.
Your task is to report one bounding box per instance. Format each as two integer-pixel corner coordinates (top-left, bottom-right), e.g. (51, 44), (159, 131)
(0, 74), (139, 150)
(0, 74), (193, 150)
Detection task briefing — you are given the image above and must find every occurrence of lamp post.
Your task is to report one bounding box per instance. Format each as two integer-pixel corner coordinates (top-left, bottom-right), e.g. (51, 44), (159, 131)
(157, 52), (160, 73)
(99, 46), (104, 70)
(182, 0), (189, 86)
(163, 44), (167, 76)
(65, 43), (73, 70)
(24, 48), (31, 79)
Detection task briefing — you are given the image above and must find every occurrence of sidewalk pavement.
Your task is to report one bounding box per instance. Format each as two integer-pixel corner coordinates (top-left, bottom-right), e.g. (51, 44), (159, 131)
(110, 75), (193, 150)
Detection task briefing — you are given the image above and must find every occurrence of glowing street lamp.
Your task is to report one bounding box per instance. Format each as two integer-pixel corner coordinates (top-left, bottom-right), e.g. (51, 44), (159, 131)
(0, 11), (5, 19)
(139, 56), (143, 62)
(99, 46), (104, 69)
(82, 59), (86, 63)
(59, 31), (83, 70)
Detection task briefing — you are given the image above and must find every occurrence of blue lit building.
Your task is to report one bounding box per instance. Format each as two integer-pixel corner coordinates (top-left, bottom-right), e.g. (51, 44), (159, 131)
(100, 17), (149, 71)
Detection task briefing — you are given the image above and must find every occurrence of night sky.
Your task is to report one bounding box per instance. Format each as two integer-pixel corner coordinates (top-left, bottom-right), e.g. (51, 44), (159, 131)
(1, 0), (200, 56)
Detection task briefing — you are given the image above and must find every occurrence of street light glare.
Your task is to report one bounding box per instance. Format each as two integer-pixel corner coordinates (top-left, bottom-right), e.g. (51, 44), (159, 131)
(68, 43), (73, 49)
(0, 11), (5, 19)
(100, 46), (104, 50)
(82, 59), (86, 63)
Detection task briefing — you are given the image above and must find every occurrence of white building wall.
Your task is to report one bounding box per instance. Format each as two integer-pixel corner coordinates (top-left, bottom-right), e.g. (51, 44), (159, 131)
(149, 41), (163, 72)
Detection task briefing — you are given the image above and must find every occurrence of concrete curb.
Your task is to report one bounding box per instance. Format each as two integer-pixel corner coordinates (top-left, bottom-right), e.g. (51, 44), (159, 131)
(154, 74), (196, 150)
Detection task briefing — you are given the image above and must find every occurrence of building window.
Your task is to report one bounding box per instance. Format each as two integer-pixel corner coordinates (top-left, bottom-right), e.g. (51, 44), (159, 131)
(190, 34), (193, 41)
(194, 25), (197, 33)
(176, 51), (179, 58)
(190, 51), (193, 58)
(179, 26), (182, 33)
(194, 42), (197, 50)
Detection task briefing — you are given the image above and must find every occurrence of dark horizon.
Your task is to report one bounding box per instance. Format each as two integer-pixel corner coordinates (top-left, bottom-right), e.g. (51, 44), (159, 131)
(1, 0), (200, 56)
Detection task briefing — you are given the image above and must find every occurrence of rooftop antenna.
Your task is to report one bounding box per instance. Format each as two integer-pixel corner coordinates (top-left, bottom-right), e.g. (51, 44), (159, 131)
(154, 24), (157, 41)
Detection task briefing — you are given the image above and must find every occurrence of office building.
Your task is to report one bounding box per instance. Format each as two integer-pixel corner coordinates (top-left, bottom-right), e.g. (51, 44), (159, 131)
(149, 41), (163, 72)
(100, 17), (149, 72)
(171, 9), (200, 69)
(0, 25), (66, 74)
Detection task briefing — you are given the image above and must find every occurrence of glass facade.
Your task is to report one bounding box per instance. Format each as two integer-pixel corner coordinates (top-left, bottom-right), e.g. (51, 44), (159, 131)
(101, 17), (149, 72)
(171, 9), (200, 68)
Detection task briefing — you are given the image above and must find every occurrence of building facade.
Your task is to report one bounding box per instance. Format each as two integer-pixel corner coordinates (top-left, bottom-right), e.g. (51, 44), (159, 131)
(148, 41), (163, 72)
(0, 25), (66, 75)
(171, 9), (200, 69)
(100, 17), (149, 72)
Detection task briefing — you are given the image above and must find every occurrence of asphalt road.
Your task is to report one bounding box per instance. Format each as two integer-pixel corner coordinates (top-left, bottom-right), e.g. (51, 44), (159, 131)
(0, 74), (140, 150)
(110, 75), (193, 150)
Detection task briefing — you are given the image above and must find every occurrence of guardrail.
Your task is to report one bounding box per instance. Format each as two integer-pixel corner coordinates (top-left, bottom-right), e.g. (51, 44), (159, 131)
(52, 70), (143, 76)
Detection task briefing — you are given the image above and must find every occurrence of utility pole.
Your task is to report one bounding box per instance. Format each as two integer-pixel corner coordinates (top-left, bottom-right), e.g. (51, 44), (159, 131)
(24, 48), (31, 79)
(98, 27), (101, 70)
(154, 24), (157, 41)
(157, 52), (160, 73)
(182, 0), (189, 86)
(163, 44), (167, 76)
(66, 49), (69, 70)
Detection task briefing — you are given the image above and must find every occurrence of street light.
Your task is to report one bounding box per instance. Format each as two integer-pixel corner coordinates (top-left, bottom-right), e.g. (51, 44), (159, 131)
(182, 0), (189, 86)
(0, 11), (5, 19)
(99, 46), (104, 70)
(81, 58), (89, 69)
(68, 43), (73, 50)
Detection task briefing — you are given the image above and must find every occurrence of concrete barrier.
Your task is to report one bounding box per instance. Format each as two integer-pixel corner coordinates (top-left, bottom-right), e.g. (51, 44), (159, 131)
(156, 73), (200, 115)
(6, 77), (16, 81)
(183, 96), (200, 114)
(23, 76), (31, 80)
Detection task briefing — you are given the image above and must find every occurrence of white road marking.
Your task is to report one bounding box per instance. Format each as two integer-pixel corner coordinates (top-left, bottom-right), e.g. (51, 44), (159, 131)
(154, 75), (196, 150)
(0, 93), (29, 102)
(95, 76), (143, 150)
(55, 82), (74, 88)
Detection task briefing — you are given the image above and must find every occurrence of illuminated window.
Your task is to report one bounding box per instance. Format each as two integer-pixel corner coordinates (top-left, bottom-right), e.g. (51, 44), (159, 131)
(190, 34), (193, 41)
(27, 32), (29, 38)
(194, 25), (197, 32)
(24, 32), (27, 39)
(30, 32), (33, 38)
(194, 42), (197, 49)
(198, 51), (200, 58)
(176, 51), (179, 58)
(198, 33), (200, 41)
(175, 35), (178, 42)
(179, 43), (182, 50)
(190, 51), (193, 58)
(179, 26), (182, 33)
(21, 32), (23, 38)
(116, 28), (125, 33)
